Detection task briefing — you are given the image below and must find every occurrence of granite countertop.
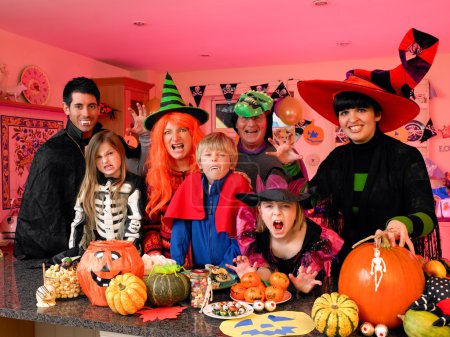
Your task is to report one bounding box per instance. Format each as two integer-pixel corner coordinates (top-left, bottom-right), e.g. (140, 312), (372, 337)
(0, 245), (407, 337)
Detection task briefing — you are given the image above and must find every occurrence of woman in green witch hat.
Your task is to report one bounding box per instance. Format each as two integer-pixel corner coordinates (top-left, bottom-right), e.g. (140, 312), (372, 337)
(139, 73), (209, 266)
(297, 28), (440, 264)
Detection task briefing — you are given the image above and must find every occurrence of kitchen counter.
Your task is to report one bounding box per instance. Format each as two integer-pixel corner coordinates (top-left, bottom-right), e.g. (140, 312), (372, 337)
(0, 245), (407, 337)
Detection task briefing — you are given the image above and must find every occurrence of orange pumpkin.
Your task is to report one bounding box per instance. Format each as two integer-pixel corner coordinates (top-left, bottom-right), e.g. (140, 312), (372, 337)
(338, 242), (425, 328)
(231, 283), (247, 300)
(257, 281), (267, 300)
(240, 272), (261, 288)
(77, 240), (144, 306)
(265, 285), (284, 302)
(269, 272), (290, 290)
(244, 286), (264, 303)
(105, 273), (147, 315)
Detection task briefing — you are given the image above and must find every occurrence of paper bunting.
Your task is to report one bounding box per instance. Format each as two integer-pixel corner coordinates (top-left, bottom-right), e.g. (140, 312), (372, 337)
(420, 118), (437, 142)
(250, 83), (268, 93)
(190, 85), (206, 107)
(220, 83), (237, 103)
(137, 306), (187, 322)
(270, 82), (290, 100)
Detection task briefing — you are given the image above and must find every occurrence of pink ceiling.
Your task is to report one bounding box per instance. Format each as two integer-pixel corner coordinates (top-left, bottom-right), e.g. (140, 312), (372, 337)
(0, 0), (449, 72)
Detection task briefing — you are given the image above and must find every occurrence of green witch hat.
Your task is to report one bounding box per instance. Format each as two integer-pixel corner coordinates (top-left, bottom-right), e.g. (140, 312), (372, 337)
(144, 72), (209, 130)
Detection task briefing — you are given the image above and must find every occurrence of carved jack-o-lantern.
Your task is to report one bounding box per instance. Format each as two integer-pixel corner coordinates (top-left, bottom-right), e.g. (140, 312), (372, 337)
(76, 240), (144, 306)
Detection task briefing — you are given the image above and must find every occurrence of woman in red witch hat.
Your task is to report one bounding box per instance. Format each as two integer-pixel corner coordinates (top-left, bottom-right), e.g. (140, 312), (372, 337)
(297, 28), (441, 264)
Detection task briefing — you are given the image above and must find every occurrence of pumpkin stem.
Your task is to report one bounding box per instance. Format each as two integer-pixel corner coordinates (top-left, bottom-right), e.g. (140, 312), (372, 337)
(352, 232), (392, 249)
(119, 283), (126, 291)
(398, 314), (405, 321)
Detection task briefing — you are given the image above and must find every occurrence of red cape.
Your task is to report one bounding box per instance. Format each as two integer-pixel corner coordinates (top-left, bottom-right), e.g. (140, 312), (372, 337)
(165, 172), (251, 237)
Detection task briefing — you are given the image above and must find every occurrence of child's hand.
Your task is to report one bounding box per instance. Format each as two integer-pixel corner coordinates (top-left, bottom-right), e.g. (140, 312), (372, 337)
(289, 265), (322, 294)
(225, 256), (257, 279)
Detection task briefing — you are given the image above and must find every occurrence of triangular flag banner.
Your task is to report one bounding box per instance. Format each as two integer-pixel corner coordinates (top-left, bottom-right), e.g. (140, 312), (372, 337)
(420, 118), (437, 142)
(271, 82), (290, 100)
(190, 85), (206, 107)
(250, 83), (268, 93)
(220, 83), (237, 103)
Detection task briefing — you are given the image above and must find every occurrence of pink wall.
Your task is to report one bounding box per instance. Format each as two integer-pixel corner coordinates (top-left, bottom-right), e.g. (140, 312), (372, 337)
(1, 27), (449, 237)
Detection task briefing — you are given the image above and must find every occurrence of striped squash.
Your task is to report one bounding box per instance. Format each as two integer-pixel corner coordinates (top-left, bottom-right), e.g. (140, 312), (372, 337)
(145, 272), (190, 306)
(105, 273), (147, 315)
(311, 292), (359, 337)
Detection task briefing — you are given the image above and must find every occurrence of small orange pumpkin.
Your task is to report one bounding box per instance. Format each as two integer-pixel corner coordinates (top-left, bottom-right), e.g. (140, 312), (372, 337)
(265, 285), (284, 302)
(105, 273), (147, 315)
(240, 272), (261, 288)
(77, 240), (144, 306)
(231, 283), (247, 300)
(338, 242), (425, 328)
(269, 272), (290, 290)
(244, 286), (264, 303)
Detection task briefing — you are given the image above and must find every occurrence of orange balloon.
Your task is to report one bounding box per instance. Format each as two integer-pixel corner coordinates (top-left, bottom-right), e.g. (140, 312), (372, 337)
(277, 96), (303, 125)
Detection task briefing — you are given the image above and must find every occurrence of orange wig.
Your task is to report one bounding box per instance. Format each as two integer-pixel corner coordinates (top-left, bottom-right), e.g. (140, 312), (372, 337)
(145, 112), (204, 217)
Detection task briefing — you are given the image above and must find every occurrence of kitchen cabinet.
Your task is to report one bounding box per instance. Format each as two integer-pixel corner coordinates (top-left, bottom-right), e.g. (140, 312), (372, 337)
(93, 77), (154, 137)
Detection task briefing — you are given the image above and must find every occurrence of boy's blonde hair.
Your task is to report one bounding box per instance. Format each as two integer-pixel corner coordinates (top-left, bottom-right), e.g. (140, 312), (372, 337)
(196, 132), (238, 169)
(256, 201), (304, 233)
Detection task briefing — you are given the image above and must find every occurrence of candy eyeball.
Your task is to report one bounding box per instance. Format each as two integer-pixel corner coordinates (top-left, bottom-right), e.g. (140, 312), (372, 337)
(264, 300), (276, 312)
(253, 301), (264, 312)
(360, 322), (375, 336)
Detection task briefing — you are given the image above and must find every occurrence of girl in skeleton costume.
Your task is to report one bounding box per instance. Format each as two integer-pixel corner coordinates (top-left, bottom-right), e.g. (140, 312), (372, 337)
(68, 130), (146, 252)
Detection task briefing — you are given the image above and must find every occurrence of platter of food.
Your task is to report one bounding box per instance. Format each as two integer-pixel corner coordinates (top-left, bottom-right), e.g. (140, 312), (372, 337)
(205, 264), (237, 289)
(202, 300), (254, 320)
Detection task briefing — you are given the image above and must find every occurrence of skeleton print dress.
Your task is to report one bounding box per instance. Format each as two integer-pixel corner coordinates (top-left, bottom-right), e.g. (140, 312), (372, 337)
(68, 172), (146, 252)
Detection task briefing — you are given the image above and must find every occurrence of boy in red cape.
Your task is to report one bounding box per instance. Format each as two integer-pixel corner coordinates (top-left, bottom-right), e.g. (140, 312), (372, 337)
(165, 132), (251, 268)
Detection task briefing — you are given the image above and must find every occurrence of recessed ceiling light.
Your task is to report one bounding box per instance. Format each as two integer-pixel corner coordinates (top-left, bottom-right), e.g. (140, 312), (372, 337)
(312, 0), (328, 6)
(337, 41), (351, 47)
(132, 21), (146, 26)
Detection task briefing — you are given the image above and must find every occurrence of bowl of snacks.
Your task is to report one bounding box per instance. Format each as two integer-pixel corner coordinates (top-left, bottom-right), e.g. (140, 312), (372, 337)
(45, 258), (83, 299)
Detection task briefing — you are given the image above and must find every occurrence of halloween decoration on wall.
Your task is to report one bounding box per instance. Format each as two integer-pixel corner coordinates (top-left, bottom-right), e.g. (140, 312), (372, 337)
(250, 83), (268, 93)
(220, 83), (237, 103)
(386, 126), (409, 143)
(20, 65), (50, 105)
(76, 240), (144, 306)
(190, 85), (206, 107)
(420, 118), (438, 142)
(305, 153), (321, 167)
(303, 120), (324, 145)
(220, 311), (315, 337)
(270, 82), (289, 100)
(438, 124), (450, 139)
(405, 120), (425, 142)
(338, 240), (425, 328)
(335, 127), (349, 144)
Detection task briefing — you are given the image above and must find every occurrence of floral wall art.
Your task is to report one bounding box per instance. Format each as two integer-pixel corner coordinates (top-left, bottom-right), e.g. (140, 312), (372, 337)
(1, 115), (63, 209)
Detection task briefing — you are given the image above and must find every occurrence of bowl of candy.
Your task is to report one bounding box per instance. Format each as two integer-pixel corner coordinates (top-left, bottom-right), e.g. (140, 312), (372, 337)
(45, 258), (83, 299)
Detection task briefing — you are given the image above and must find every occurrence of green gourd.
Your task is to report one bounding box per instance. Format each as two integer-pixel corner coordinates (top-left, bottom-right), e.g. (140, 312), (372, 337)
(401, 309), (450, 337)
(144, 265), (189, 306)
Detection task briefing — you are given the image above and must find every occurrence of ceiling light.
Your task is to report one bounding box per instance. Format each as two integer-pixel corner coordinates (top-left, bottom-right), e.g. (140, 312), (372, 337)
(200, 54), (210, 57)
(337, 41), (351, 47)
(312, 0), (328, 6)
(132, 21), (146, 26)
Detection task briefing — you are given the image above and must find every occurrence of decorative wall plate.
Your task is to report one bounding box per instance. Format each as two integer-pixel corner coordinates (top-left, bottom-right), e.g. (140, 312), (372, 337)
(20, 65), (50, 105)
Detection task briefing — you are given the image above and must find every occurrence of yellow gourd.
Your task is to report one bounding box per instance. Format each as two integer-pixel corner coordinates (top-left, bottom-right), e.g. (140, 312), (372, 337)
(311, 292), (359, 337)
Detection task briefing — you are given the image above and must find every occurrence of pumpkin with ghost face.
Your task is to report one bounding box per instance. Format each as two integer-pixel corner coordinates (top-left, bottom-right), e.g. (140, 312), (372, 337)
(77, 240), (144, 306)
